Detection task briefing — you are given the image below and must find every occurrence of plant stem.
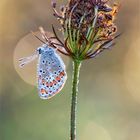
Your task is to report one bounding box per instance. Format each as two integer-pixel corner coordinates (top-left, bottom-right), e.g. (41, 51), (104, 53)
(70, 59), (82, 140)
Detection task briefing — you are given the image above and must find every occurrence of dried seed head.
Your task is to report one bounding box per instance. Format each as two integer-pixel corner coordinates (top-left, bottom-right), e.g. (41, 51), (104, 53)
(47, 0), (120, 60)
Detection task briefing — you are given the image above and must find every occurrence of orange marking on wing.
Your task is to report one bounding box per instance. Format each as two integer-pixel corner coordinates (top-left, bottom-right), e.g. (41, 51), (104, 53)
(41, 88), (45, 94)
(53, 80), (57, 85)
(46, 81), (66, 99)
(42, 79), (45, 84)
(50, 82), (53, 87)
(56, 76), (61, 81)
(41, 88), (48, 95)
(46, 82), (49, 87)
(46, 71), (67, 99)
(60, 71), (65, 77)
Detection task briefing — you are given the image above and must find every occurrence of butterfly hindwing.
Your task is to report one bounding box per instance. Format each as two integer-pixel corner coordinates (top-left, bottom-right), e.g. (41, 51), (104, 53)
(37, 47), (67, 99)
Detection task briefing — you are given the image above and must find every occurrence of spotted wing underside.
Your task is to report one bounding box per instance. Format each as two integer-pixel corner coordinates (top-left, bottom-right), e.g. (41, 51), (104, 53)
(37, 51), (67, 99)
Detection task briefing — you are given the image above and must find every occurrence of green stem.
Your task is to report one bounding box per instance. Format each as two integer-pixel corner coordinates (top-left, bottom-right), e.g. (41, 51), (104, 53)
(70, 59), (82, 140)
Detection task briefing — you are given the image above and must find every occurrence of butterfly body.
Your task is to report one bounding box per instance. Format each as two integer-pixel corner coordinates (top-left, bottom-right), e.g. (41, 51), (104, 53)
(19, 44), (67, 99)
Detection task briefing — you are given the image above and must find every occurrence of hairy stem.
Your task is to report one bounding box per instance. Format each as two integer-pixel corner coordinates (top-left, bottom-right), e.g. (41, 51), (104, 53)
(70, 59), (81, 140)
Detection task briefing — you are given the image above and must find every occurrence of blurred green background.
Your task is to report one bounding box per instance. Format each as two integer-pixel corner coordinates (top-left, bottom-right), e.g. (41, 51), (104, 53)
(0, 0), (140, 140)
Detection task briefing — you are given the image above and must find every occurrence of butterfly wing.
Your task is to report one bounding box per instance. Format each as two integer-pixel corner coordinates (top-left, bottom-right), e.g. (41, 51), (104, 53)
(37, 48), (67, 99)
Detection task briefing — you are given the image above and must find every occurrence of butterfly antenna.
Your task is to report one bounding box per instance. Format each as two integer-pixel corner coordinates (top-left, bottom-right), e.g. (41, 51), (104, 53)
(39, 27), (49, 43)
(31, 31), (46, 44)
(39, 26), (59, 49)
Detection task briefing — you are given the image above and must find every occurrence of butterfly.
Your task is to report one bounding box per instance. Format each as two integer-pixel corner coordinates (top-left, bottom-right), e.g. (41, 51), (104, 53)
(19, 29), (67, 99)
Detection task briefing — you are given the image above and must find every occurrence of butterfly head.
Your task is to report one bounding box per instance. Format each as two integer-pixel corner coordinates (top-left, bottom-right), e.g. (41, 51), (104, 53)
(37, 47), (45, 54)
(37, 45), (55, 56)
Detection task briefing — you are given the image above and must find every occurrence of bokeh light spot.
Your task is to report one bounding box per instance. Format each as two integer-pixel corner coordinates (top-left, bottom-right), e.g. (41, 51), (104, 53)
(124, 39), (140, 103)
(80, 122), (112, 140)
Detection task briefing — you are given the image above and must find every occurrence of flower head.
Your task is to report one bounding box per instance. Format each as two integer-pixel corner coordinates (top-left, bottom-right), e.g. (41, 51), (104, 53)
(39, 0), (120, 61)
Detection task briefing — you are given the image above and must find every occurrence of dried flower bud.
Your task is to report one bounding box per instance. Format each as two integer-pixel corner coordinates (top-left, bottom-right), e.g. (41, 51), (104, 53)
(60, 5), (65, 12)
(51, 0), (56, 8)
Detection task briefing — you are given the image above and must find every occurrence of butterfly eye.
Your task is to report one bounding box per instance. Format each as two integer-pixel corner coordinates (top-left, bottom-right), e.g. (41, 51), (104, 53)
(37, 47), (44, 54)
